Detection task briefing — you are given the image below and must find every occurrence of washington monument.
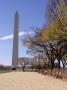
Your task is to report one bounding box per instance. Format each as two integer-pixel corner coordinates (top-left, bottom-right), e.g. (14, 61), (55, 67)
(12, 11), (33, 69)
(12, 11), (19, 68)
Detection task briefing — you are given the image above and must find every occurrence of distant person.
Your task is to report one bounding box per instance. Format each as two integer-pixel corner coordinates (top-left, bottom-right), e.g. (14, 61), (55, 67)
(22, 63), (25, 72)
(23, 65), (25, 72)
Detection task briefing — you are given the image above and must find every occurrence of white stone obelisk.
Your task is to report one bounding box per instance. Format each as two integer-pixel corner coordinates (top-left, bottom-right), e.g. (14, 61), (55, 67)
(12, 11), (19, 68)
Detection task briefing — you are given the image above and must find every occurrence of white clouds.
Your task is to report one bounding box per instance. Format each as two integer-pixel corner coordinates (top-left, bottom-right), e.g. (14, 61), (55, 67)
(0, 35), (13, 40)
(0, 32), (27, 40)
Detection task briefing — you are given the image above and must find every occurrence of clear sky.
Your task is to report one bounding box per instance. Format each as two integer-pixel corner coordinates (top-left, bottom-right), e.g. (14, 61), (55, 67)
(0, 0), (48, 65)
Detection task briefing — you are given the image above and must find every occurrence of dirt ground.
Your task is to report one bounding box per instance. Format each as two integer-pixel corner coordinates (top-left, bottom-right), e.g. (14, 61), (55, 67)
(0, 71), (67, 90)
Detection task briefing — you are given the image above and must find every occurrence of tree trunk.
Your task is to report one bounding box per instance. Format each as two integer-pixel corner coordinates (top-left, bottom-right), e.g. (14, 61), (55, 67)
(51, 67), (53, 76)
(58, 59), (61, 71)
(63, 64), (65, 70)
(50, 60), (54, 76)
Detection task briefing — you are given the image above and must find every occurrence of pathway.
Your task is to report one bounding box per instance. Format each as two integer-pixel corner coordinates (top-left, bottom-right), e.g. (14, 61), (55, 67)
(0, 72), (67, 90)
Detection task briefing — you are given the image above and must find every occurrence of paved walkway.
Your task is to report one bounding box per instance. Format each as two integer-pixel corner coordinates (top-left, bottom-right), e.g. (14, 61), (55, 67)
(0, 72), (67, 90)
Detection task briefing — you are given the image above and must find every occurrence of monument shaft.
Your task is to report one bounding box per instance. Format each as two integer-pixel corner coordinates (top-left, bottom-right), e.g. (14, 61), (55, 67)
(12, 11), (19, 68)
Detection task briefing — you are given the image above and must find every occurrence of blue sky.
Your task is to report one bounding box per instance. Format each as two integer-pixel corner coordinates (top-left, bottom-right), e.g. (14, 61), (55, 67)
(0, 0), (48, 65)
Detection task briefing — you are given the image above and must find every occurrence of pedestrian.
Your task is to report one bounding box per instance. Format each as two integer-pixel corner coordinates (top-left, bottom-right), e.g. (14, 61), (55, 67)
(22, 62), (25, 72)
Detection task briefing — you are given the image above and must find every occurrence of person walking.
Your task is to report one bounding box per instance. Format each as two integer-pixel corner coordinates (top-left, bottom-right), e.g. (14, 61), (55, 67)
(22, 62), (25, 72)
